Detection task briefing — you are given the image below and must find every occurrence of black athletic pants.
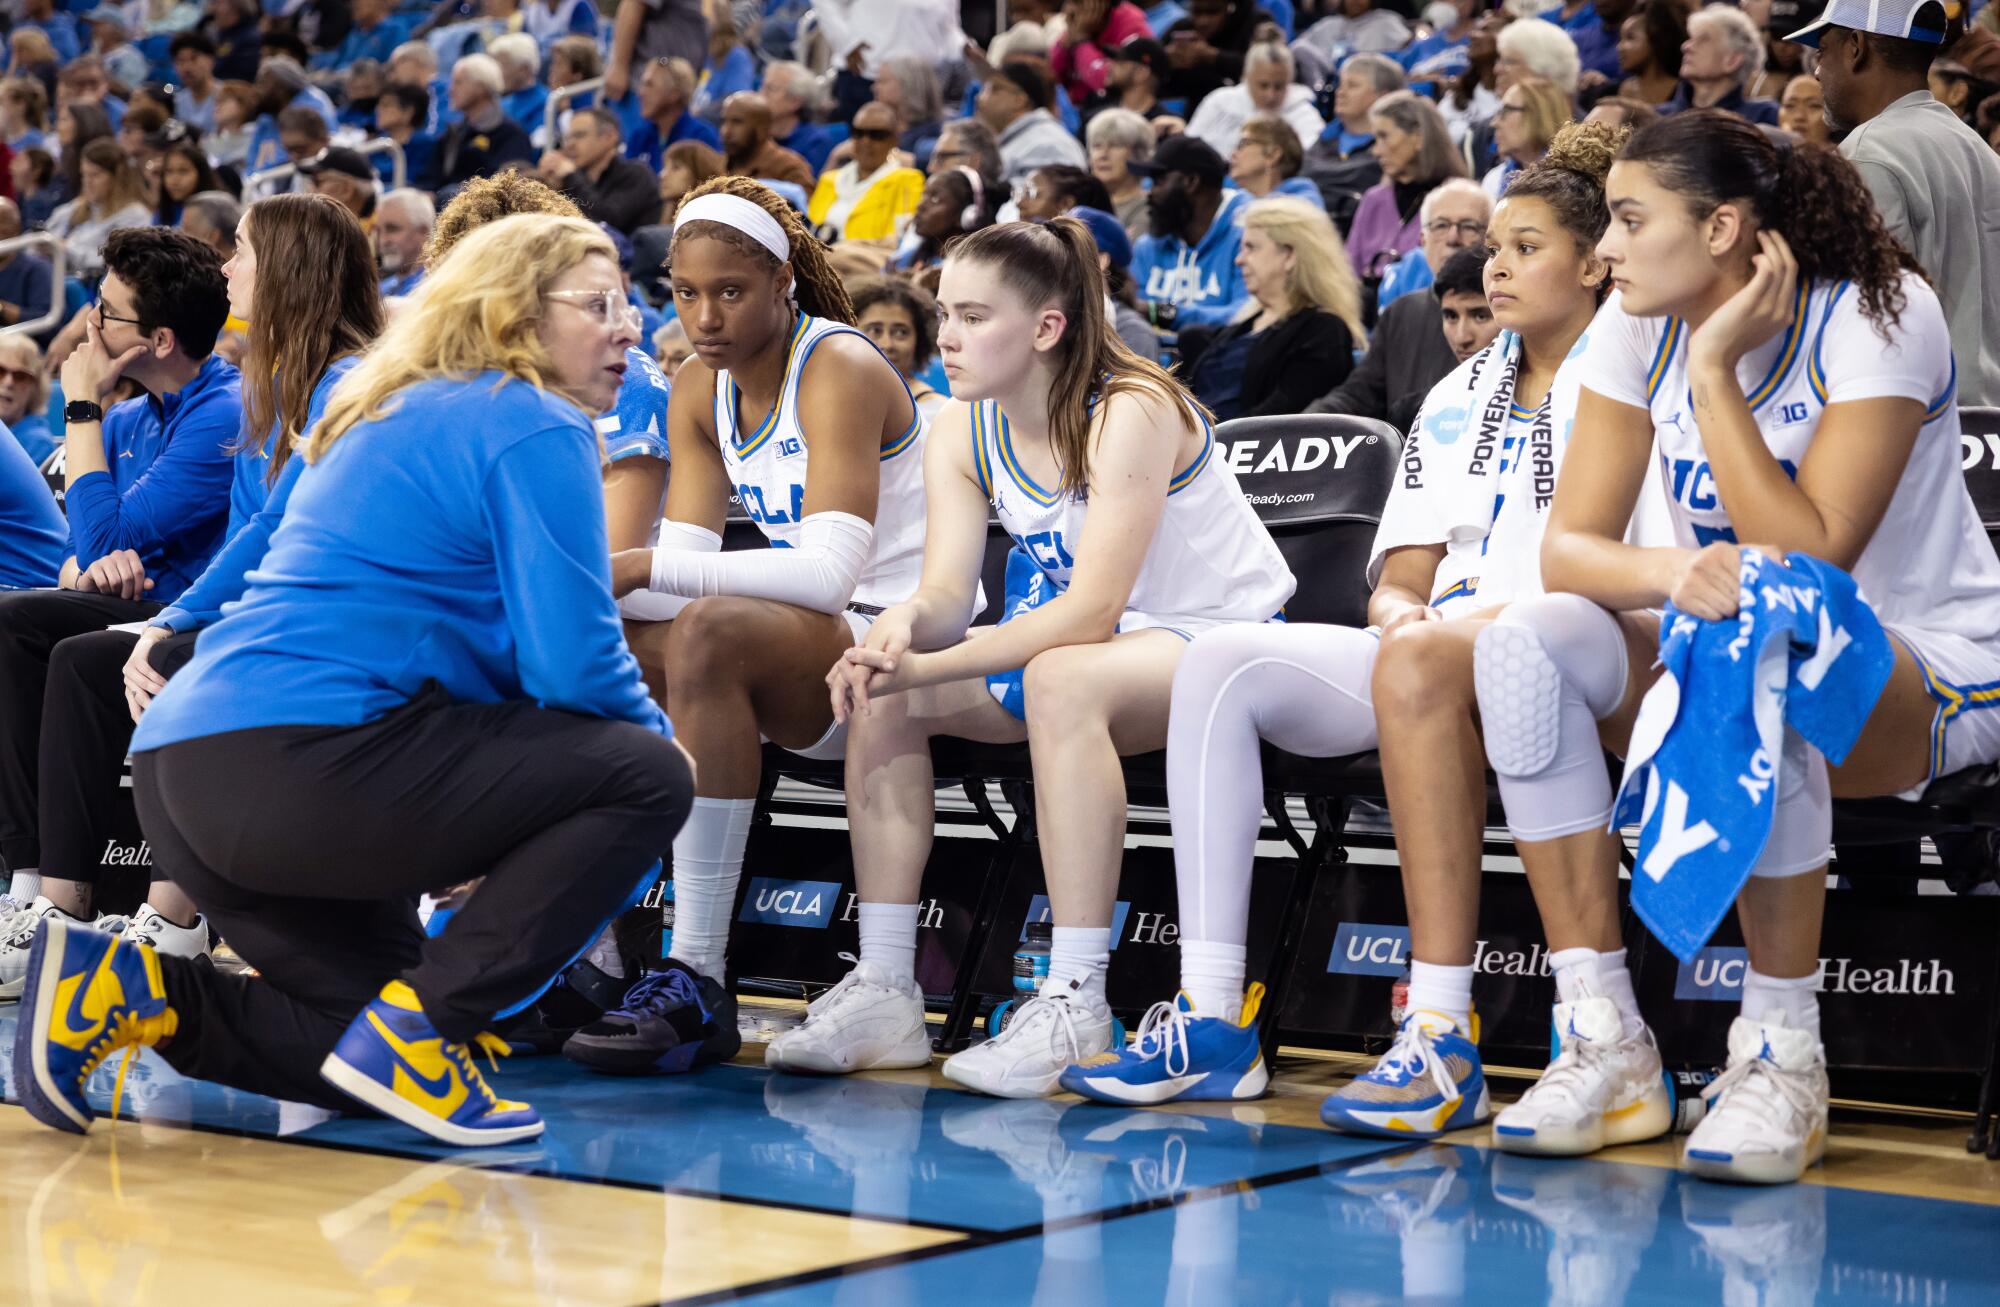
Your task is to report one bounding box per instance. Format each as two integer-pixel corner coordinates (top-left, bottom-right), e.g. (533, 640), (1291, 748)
(38, 627), (198, 888)
(0, 590), (163, 874)
(131, 685), (694, 1110)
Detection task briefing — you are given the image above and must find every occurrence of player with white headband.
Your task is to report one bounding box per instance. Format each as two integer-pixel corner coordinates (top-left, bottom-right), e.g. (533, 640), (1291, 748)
(562, 177), (934, 1077)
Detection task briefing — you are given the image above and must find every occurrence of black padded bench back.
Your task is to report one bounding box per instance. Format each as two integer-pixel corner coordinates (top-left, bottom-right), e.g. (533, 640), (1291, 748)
(1963, 406), (2000, 552)
(1214, 414), (1399, 628)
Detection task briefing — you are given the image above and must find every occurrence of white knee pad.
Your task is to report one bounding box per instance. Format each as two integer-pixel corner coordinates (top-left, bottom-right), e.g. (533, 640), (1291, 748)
(1475, 595), (1630, 843)
(1749, 731), (1832, 878)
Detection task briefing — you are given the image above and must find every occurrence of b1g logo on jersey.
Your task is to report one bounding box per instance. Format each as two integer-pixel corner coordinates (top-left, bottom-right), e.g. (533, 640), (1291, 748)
(737, 876), (843, 928)
(1328, 922), (1410, 976)
(1776, 402), (1811, 426)
(775, 437), (803, 458)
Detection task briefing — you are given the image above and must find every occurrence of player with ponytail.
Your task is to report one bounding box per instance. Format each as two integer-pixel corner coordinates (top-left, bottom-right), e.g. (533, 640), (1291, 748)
(565, 176), (934, 1077)
(1473, 109), (2000, 1183)
(761, 218), (1294, 1097)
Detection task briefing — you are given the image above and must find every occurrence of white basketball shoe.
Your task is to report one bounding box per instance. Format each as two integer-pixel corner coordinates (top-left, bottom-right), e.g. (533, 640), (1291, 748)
(1492, 996), (1672, 1156)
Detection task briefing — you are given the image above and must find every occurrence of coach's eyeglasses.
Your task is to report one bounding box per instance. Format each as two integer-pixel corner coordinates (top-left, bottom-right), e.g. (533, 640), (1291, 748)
(546, 289), (644, 333)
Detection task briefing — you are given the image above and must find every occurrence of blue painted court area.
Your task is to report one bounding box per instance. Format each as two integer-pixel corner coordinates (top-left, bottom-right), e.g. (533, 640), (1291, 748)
(6, 1009), (2000, 1306)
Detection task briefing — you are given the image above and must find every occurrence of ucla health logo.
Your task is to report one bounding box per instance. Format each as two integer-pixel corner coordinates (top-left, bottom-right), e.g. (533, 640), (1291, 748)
(1328, 922), (1411, 977)
(738, 877), (843, 928)
(1675, 946), (1750, 1001)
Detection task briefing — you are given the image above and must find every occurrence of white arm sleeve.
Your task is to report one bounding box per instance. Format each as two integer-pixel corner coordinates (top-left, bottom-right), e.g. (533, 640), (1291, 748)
(618, 519), (721, 623)
(647, 510), (874, 616)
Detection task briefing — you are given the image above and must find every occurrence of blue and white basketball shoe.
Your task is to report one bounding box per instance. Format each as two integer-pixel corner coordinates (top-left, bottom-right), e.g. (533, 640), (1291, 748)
(1319, 1010), (1491, 1138)
(1059, 986), (1269, 1105)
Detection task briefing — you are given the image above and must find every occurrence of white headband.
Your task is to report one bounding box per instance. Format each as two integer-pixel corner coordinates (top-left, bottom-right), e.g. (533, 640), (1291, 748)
(674, 192), (791, 264)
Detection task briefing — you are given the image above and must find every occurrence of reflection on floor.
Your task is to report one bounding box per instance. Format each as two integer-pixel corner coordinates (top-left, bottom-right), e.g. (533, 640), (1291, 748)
(4, 1006), (1998, 1306)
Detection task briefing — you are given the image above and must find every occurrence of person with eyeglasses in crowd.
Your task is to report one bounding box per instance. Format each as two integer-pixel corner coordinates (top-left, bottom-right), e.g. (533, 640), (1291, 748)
(1376, 176), (1491, 311)
(0, 229), (240, 979)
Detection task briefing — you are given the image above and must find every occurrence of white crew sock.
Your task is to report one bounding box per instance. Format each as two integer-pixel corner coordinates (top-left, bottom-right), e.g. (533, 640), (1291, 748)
(1741, 965), (1822, 1043)
(1178, 940), (1247, 1022)
(1407, 960), (1475, 1033)
(858, 901), (919, 983)
(1550, 946), (1645, 1038)
(665, 797), (754, 983)
(8, 870), (39, 903)
(1046, 925), (1111, 1001)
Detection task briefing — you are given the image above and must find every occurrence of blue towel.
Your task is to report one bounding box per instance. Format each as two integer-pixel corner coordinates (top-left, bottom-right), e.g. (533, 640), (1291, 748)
(986, 544), (1057, 721)
(1613, 551), (1894, 961)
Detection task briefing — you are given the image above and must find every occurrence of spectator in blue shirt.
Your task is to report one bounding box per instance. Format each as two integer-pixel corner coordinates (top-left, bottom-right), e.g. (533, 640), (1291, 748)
(0, 200), (53, 338)
(3, 76), (52, 156)
(376, 187), (436, 296)
(1541, 0), (1632, 84)
(16, 0), (82, 65)
(627, 55), (720, 172)
(312, 0), (412, 72)
(762, 59), (843, 173)
(490, 33), (553, 133)
(170, 33), (223, 134)
(373, 83), (440, 188)
(0, 226), (237, 903)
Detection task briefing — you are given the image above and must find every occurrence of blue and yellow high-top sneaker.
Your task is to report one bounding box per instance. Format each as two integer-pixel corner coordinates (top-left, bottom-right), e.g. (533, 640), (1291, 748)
(320, 980), (544, 1147)
(1320, 1009), (1491, 1138)
(12, 914), (178, 1135)
(1059, 986), (1270, 1106)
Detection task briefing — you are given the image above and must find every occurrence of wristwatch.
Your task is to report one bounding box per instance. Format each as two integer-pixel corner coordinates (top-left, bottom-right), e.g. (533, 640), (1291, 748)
(64, 399), (104, 425)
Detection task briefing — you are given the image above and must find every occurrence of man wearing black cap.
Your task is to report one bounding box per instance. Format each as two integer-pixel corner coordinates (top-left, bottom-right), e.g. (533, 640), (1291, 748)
(1129, 134), (1249, 330)
(1798, 0), (1999, 406)
(1084, 37), (1171, 126)
(976, 59), (1086, 185)
(298, 147), (378, 224)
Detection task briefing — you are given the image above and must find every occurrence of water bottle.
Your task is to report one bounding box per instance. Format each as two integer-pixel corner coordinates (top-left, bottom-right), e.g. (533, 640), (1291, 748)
(1665, 1066), (1722, 1133)
(1013, 921), (1053, 1002)
(1389, 961), (1411, 1028)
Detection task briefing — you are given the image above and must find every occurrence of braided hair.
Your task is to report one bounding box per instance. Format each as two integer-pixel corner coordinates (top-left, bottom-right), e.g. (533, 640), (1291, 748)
(670, 175), (856, 325)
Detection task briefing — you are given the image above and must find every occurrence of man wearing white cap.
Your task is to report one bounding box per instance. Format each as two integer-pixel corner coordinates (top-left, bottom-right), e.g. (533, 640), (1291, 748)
(1793, 0), (1999, 404)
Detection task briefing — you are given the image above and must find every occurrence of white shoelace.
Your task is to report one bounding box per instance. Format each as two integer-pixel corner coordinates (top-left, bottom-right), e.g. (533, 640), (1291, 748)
(1130, 1001), (1193, 1077)
(1373, 1019), (1460, 1106)
(1703, 1053), (1817, 1127)
(804, 966), (900, 1023)
(0, 906), (42, 948)
(1520, 1034), (1617, 1112)
(993, 991), (1086, 1064)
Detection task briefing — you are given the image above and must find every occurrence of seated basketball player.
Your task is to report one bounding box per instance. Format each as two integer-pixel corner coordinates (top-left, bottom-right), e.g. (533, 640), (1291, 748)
(561, 176), (933, 1075)
(765, 218), (1296, 1099)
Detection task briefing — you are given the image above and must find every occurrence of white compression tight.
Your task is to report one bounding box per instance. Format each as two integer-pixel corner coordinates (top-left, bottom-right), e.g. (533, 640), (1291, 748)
(1167, 623), (1384, 951)
(1476, 594), (1832, 875)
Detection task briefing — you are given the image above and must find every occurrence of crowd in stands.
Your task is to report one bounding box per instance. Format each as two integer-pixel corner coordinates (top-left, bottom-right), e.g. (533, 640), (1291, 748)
(0, 0), (1991, 454)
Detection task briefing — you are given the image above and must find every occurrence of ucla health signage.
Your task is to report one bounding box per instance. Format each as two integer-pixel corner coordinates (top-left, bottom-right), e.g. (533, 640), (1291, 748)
(737, 877), (844, 928)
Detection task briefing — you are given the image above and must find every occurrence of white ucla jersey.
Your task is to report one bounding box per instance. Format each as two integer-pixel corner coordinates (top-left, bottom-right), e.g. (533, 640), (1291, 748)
(1581, 275), (2000, 651)
(969, 394), (1296, 631)
(712, 314), (928, 611)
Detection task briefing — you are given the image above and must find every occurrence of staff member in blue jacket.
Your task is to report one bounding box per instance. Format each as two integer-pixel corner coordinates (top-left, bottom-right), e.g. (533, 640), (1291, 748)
(13, 215), (696, 1151)
(0, 193), (385, 995)
(0, 228), (238, 940)
(0, 424), (65, 593)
